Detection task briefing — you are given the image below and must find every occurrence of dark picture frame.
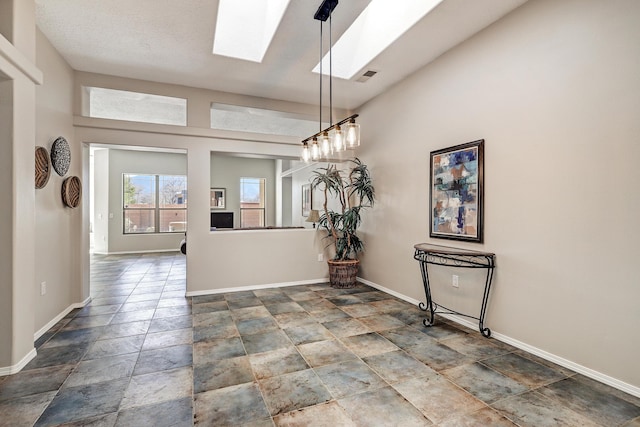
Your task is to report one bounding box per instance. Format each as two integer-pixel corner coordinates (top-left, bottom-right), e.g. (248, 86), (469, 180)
(430, 139), (484, 243)
(302, 184), (312, 217)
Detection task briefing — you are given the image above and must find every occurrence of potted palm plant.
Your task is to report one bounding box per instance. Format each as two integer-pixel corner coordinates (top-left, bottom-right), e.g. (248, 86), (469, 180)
(311, 158), (375, 288)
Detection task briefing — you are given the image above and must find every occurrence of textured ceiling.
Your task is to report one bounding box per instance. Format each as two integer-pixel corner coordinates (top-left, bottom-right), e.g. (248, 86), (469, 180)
(36, 0), (528, 110)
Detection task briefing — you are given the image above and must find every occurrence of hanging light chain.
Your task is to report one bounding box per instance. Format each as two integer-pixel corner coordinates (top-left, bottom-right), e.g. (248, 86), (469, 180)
(301, 0), (361, 162)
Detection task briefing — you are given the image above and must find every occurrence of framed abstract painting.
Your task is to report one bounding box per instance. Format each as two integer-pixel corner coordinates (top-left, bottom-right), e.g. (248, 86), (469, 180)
(430, 139), (484, 243)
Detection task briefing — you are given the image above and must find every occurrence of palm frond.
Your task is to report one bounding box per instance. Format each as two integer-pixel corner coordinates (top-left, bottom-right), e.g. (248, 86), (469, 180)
(312, 158), (375, 261)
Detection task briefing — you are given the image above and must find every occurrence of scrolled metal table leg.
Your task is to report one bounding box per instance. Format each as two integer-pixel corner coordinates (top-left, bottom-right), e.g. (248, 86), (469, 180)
(418, 259), (435, 327)
(477, 260), (495, 338)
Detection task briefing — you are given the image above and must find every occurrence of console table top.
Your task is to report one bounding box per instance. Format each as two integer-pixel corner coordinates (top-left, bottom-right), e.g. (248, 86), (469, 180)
(414, 243), (495, 258)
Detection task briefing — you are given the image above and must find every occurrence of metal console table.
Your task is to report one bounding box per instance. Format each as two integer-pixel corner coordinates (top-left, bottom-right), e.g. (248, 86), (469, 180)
(413, 243), (496, 338)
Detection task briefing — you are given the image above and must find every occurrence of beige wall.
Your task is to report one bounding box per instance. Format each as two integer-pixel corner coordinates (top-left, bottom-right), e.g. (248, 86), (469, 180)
(291, 160), (350, 232)
(290, 163), (313, 228)
(0, 77), (14, 366)
(0, 0), (42, 372)
(92, 148), (109, 253)
(4, 0), (637, 397)
(0, 1), (12, 44)
(72, 75), (330, 296)
(34, 28), (82, 335)
(210, 154), (277, 228)
(187, 144), (327, 293)
(105, 149), (187, 253)
(357, 0), (640, 390)
(0, 0), (36, 62)
(74, 71), (345, 134)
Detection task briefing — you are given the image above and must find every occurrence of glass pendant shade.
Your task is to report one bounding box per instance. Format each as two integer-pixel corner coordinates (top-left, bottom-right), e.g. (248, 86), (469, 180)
(301, 143), (311, 162)
(320, 131), (331, 157)
(345, 120), (360, 148)
(311, 138), (320, 160)
(332, 125), (344, 153)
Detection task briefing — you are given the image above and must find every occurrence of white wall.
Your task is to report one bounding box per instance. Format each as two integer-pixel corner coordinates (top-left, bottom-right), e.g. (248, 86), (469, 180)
(210, 154), (276, 228)
(104, 148), (187, 253)
(34, 28), (82, 333)
(357, 0), (640, 390)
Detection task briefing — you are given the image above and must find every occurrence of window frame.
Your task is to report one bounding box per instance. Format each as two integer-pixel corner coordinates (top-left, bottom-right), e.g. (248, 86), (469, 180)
(239, 177), (266, 228)
(123, 173), (187, 235)
(84, 86), (187, 126)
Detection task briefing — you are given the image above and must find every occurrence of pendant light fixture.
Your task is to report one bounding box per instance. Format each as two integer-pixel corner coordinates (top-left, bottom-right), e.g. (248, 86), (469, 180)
(301, 0), (360, 162)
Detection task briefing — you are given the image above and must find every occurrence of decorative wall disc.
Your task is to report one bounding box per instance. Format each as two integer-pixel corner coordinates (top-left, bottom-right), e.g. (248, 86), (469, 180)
(35, 146), (51, 189)
(61, 176), (82, 208)
(51, 136), (71, 176)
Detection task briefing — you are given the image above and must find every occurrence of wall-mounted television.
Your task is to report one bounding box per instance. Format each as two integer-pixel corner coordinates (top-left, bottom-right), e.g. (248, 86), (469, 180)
(211, 211), (234, 229)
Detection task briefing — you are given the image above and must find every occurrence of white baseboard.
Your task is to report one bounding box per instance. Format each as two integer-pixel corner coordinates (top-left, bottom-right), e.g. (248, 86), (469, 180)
(357, 277), (423, 305)
(95, 249), (180, 255)
(0, 348), (37, 376)
(1, 297), (92, 377)
(489, 330), (640, 398)
(186, 278), (329, 297)
(34, 297), (92, 341)
(358, 277), (640, 399)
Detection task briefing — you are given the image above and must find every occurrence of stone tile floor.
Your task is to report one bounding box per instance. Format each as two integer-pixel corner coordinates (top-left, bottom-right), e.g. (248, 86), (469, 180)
(0, 253), (639, 426)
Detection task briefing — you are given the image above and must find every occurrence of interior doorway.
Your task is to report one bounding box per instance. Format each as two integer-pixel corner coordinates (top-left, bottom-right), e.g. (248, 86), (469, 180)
(86, 143), (188, 299)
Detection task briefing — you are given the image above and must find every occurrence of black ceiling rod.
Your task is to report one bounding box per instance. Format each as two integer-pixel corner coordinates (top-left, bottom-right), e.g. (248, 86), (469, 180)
(314, 0), (338, 22)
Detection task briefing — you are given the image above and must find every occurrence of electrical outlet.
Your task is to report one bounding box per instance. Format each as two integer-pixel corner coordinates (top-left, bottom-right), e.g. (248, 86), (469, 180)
(317, 253), (324, 262)
(40, 281), (47, 296)
(452, 275), (459, 288)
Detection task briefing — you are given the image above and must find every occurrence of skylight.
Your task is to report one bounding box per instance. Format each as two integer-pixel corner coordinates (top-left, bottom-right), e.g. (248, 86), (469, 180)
(313, 0), (444, 79)
(213, 0), (291, 63)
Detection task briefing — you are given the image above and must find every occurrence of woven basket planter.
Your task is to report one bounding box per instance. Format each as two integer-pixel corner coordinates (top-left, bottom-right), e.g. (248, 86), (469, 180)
(327, 259), (360, 288)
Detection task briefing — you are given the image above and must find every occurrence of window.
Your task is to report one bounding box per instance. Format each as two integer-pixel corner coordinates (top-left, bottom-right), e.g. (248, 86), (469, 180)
(240, 177), (265, 228)
(123, 174), (187, 234)
(211, 103), (324, 137)
(84, 87), (187, 126)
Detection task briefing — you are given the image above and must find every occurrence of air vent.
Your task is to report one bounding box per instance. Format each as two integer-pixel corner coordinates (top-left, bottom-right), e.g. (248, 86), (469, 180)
(356, 70), (378, 83)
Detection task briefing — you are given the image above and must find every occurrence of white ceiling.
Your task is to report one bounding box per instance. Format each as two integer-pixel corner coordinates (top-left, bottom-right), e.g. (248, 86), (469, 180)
(35, 0), (527, 110)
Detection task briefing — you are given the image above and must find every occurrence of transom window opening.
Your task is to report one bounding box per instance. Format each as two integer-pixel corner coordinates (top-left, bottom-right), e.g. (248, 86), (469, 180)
(85, 87), (187, 126)
(210, 103), (325, 138)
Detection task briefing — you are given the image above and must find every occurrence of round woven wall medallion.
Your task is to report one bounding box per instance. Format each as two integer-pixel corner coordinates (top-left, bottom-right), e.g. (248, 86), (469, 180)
(51, 136), (71, 176)
(61, 176), (82, 208)
(35, 146), (51, 189)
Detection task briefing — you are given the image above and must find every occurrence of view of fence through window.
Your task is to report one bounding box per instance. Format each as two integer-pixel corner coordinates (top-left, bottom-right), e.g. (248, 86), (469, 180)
(123, 174), (187, 233)
(240, 177), (265, 228)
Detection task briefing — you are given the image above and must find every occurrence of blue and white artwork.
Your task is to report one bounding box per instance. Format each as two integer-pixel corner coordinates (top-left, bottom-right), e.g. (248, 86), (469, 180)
(430, 140), (483, 242)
